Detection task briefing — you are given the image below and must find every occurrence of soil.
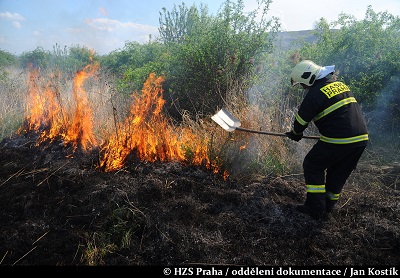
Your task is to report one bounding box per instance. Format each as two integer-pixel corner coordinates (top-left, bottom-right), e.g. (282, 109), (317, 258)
(0, 134), (399, 267)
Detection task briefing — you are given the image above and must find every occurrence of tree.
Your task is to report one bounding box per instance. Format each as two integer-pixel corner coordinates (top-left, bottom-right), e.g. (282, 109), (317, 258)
(49, 44), (100, 76)
(0, 50), (17, 68)
(19, 47), (51, 69)
(158, 0), (280, 120)
(0, 50), (18, 82)
(100, 41), (166, 94)
(294, 6), (400, 132)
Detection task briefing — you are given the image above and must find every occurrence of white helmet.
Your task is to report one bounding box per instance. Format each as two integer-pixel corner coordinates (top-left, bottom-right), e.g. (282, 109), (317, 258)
(291, 60), (322, 86)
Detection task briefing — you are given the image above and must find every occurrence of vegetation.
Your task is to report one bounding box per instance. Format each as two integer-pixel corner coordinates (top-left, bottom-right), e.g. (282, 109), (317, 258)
(295, 6), (400, 133)
(0, 0), (399, 267)
(0, 50), (18, 83)
(0, 1), (399, 177)
(101, 41), (166, 95)
(157, 0), (280, 120)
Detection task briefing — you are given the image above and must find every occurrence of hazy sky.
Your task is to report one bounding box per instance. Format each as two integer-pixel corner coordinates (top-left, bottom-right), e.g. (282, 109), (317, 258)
(1, 0), (399, 55)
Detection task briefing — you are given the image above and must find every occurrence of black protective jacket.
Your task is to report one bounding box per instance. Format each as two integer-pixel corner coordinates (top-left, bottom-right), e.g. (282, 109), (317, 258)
(293, 78), (368, 146)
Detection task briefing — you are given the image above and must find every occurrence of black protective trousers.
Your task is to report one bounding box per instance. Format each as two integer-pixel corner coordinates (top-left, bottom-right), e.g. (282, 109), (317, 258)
(302, 141), (367, 212)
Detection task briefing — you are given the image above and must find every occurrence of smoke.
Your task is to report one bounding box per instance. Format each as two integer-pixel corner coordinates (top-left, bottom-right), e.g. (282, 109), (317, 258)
(368, 74), (400, 135)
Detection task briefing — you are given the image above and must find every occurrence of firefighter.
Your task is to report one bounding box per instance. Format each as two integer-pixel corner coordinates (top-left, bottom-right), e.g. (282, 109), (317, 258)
(286, 60), (369, 220)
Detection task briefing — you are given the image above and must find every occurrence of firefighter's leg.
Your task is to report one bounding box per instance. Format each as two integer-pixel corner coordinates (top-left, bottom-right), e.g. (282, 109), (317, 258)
(302, 142), (332, 212)
(325, 145), (366, 212)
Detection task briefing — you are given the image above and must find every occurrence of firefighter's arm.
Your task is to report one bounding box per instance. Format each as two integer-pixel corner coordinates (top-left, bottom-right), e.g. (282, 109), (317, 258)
(287, 106), (319, 141)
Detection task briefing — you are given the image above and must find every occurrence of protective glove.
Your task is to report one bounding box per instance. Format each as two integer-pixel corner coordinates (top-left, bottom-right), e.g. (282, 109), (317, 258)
(285, 131), (303, 142)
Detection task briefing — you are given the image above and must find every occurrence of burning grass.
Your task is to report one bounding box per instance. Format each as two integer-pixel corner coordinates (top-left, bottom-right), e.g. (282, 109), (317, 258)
(13, 63), (226, 177)
(1, 60), (313, 180)
(0, 62), (399, 267)
(99, 73), (212, 172)
(5, 58), (302, 181)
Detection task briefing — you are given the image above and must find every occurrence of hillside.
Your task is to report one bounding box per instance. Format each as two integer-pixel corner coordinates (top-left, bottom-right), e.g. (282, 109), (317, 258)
(276, 30), (319, 50)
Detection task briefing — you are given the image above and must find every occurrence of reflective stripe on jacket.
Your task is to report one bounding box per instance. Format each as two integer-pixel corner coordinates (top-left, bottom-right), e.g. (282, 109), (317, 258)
(293, 79), (368, 145)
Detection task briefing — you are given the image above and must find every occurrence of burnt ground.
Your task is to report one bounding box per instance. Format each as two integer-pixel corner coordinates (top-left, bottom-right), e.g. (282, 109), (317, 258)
(0, 134), (399, 268)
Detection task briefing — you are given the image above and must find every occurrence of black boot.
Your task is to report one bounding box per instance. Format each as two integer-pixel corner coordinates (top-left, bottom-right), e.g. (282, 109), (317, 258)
(297, 193), (327, 220)
(326, 198), (337, 213)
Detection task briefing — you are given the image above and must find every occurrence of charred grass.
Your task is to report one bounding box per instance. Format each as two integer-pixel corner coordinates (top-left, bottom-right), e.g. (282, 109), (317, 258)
(0, 135), (399, 266)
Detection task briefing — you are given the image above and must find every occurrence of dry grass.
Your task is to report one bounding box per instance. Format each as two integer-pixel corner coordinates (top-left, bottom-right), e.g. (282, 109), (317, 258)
(0, 66), (27, 139)
(0, 65), (399, 266)
(1, 64), (396, 179)
(0, 142), (398, 266)
(0, 65), (308, 177)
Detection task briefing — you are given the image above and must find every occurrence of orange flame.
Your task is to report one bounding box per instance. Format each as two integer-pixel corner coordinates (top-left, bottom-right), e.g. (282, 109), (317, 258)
(23, 67), (47, 132)
(99, 73), (211, 172)
(63, 64), (99, 152)
(37, 85), (64, 144)
(21, 63), (99, 153)
(20, 67), (64, 142)
(19, 66), (224, 178)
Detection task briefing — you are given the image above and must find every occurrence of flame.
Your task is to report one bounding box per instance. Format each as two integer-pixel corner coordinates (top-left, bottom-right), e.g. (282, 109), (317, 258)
(63, 64), (99, 152)
(21, 63), (99, 152)
(99, 73), (211, 172)
(22, 67), (47, 132)
(37, 85), (64, 144)
(20, 67), (64, 142)
(19, 65), (225, 178)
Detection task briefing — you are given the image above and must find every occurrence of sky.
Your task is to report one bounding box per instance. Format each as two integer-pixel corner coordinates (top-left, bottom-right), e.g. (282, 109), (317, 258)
(0, 0), (399, 55)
